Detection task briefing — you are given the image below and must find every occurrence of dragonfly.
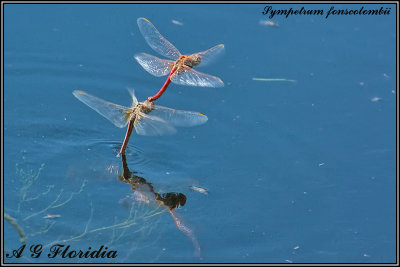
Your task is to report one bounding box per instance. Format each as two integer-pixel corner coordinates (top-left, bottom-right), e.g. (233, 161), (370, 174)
(72, 89), (208, 154)
(135, 17), (225, 101)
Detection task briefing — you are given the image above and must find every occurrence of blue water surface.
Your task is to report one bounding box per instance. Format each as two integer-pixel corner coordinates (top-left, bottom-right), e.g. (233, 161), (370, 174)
(4, 3), (397, 263)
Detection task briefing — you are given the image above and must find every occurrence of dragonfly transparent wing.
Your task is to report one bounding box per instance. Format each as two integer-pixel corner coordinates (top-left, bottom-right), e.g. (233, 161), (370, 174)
(72, 90), (131, 128)
(150, 105), (208, 127)
(171, 67), (224, 87)
(134, 53), (174, 77)
(169, 210), (201, 258)
(127, 88), (139, 107)
(134, 112), (177, 136)
(195, 44), (225, 67)
(137, 17), (181, 60)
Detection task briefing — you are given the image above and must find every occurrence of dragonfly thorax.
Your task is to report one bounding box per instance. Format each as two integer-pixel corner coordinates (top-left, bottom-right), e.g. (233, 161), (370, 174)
(174, 54), (202, 69)
(134, 101), (154, 115)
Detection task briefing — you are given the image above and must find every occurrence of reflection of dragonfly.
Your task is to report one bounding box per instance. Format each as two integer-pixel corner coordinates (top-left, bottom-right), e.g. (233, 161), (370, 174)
(119, 154), (187, 210)
(72, 89), (208, 154)
(135, 17), (225, 101)
(119, 154), (201, 257)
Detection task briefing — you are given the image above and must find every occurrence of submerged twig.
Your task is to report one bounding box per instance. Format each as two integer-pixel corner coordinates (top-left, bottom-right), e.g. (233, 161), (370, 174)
(4, 213), (26, 244)
(23, 179), (87, 222)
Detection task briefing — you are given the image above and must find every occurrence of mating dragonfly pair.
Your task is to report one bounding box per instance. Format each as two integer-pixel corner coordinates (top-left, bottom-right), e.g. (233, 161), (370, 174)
(73, 18), (224, 154)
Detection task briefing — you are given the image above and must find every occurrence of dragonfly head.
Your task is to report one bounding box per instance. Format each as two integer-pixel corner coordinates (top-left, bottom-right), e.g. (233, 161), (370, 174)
(155, 192), (187, 210)
(191, 54), (202, 66)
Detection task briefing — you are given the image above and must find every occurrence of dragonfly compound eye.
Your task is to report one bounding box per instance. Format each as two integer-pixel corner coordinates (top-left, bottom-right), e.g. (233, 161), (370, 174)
(193, 55), (201, 65)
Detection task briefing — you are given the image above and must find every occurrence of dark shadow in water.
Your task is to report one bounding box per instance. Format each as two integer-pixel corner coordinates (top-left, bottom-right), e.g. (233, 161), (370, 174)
(118, 153), (201, 258)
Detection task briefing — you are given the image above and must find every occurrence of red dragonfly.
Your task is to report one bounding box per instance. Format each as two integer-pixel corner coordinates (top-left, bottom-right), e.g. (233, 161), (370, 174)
(72, 89), (208, 154)
(135, 17), (225, 101)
